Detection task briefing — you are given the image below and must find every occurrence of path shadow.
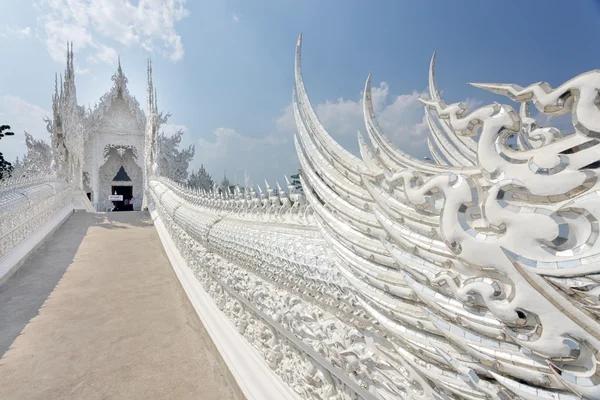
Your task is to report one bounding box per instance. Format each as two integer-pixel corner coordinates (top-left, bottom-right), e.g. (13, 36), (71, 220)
(0, 210), (153, 357)
(89, 211), (154, 230)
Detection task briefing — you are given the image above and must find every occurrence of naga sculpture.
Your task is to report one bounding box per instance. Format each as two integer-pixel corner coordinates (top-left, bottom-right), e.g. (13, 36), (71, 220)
(293, 33), (600, 398)
(149, 35), (600, 399)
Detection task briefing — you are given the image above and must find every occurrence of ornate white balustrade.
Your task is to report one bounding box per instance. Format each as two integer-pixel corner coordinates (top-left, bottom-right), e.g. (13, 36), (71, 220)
(149, 179), (406, 399)
(0, 175), (71, 260)
(156, 176), (313, 225)
(148, 36), (600, 399)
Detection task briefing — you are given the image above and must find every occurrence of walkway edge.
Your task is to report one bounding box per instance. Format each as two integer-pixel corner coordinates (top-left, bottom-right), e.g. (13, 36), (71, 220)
(151, 210), (301, 400)
(0, 204), (73, 287)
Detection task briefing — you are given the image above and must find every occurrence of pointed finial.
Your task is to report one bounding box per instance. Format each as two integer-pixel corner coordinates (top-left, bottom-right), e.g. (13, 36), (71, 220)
(147, 58), (153, 81)
(65, 41), (70, 78)
(117, 55), (122, 73)
(147, 58), (154, 114)
(154, 88), (158, 113)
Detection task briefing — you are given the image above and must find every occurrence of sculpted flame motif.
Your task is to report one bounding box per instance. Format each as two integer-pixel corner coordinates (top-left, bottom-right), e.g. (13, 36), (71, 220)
(294, 33), (600, 399)
(11, 36), (600, 399)
(145, 37), (600, 399)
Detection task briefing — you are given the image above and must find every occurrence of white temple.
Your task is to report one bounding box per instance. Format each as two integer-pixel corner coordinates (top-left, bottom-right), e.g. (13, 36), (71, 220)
(47, 43), (160, 211)
(4, 35), (600, 399)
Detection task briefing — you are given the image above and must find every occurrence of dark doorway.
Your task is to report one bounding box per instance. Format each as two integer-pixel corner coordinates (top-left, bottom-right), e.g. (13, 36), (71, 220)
(86, 192), (92, 201)
(111, 185), (133, 211)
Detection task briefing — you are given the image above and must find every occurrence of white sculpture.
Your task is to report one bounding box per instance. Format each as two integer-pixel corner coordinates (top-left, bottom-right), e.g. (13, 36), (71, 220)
(293, 33), (600, 398)
(11, 132), (53, 177)
(148, 35), (600, 399)
(5, 34), (600, 400)
(41, 46), (194, 212)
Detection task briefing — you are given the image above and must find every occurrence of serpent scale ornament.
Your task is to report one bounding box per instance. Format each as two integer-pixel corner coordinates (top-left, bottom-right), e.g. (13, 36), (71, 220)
(293, 33), (600, 399)
(145, 36), (600, 398)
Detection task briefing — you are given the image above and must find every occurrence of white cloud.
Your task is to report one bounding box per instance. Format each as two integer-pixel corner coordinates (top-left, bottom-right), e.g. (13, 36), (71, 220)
(0, 96), (52, 164)
(191, 127), (293, 186)
(0, 25), (32, 38)
(74, 64), (91, 76)
(232, 14), (240, 23)
(275, 81), (435, 157)
(35, 0), (190, 65)
(193, 82), (445, 185)
(162, 123), (188, 136)
(86, 43), (118, 64)
(198, 81), (476, 184)
(197, 127), (286, 161)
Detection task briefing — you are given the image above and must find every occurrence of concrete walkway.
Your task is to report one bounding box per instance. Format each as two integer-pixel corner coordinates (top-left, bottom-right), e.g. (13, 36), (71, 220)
(0, 211), (240, 400)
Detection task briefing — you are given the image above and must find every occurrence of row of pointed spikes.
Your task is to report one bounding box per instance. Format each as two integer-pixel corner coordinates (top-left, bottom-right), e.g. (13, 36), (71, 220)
(0, 173), (61, 192)
(65, 41), (74, 80)
(51, 42), (158, 121)
(162, 174), (298, 198)
(52, 42), (75, 107)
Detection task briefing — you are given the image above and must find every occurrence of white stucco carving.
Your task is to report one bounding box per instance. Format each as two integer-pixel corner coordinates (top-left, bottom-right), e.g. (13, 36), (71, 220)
(146, 35), (600, 399)
(5, 35), (600, 400)
(0, 175), (71, 259)
(46, 47), (189, 211)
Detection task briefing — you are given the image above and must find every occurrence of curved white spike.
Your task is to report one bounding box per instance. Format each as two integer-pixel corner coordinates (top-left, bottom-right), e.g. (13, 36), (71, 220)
(426, 137), (449, 166)
(424, 108), (465, 166)
(427, 53), (478, 157)
(363, 73), (476, 174)
(357, 130), (385, 173)
(294, 36), (366, 184)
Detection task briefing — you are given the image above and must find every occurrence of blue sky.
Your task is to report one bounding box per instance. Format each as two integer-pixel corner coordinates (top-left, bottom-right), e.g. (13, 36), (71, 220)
(0, 1), (597, 186)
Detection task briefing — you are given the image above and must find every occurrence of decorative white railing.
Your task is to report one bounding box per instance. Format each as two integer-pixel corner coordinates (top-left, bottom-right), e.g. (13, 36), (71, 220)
(149, 179), (391, 400)
(157, 176), (313, 225)
(0, 174), (71, 260)
(148, 36), (600, 400)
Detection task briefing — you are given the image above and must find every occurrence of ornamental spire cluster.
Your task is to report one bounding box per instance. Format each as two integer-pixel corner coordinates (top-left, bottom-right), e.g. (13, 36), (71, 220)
(47, 42), (83, 188)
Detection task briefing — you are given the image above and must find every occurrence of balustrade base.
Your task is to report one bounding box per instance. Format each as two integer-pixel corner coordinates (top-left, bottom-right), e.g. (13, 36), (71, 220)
(150, 208), (300, 400)
(0, 204), (73, 287)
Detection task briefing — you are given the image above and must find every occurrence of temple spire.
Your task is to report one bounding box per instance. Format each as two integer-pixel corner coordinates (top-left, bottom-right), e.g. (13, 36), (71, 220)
(147, 58), (154, 115)
(112, 54), (128, 92)
(70, 42), (74, 75)
(53, 72), (58, 99)
(64, 41), (75, 81)
(154, 88), (158, 114)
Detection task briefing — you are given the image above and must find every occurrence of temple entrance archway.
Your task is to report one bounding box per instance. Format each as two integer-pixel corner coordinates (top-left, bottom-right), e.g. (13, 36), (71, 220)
(111, 185), (133, 211)
(97, 147), (142, 211)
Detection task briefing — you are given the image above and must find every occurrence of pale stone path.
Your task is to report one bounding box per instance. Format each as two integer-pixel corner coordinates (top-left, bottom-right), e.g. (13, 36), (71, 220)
(0, 211), (240, 400)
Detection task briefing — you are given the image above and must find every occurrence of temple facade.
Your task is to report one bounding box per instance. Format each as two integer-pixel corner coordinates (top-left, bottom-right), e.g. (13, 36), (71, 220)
(48, 43), (160, 211)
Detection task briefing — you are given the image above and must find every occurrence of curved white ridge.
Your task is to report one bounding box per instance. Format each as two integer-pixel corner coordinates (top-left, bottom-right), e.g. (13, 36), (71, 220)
(363, 72), (479, 175)
(427, 52), (478, 161)
(294, 34), (367, 186)
(288, 36), (600, 399)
